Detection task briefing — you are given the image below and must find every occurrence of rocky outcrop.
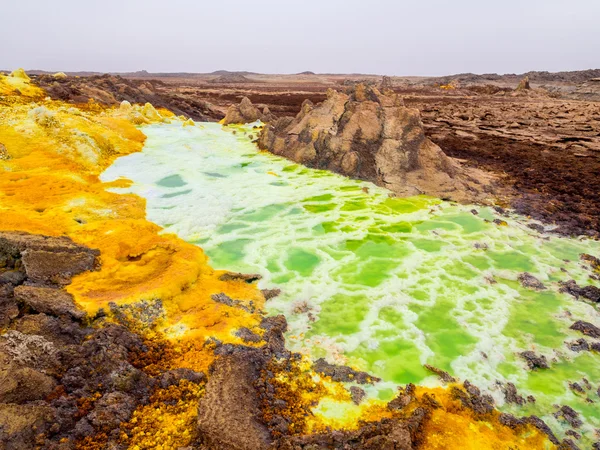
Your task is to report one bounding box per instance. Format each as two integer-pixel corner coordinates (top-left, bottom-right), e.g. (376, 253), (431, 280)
(197, 347), (273, 450)
(516, 76), (531, 91)
(313, 358), (381, 384)
(258, 84), (490, 202)
(519, 351), (549, 370)
(570, 321), (600, 339)
(560, 280), (600, 303)
(222, 97), (274, 125)
(517, 272), (546, 290)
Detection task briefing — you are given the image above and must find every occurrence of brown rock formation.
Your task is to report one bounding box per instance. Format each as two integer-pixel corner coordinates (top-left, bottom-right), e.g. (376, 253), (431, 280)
(258, 84), (491, 202)
(516, 76), (531, 91)
(222, 97), (274, 125)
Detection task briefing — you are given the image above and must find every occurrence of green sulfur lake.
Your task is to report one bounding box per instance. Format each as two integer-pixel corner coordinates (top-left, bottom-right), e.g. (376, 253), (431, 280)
(102, 121), (600, 441)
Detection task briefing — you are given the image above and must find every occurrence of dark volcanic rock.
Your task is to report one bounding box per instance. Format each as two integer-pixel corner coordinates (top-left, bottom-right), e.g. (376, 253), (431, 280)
(502, 382), (525, 406)
(566, 338), (590, 352)
(274, 412), (422, 450)
(424, 364), (456, 383)
(160, 368), (206, 389)
(313, 358), (381, 384)
(570, 320), (600, 339)
(451, 381), (495, 415)
(0, 270), (26, 286)
(211, 292), (255, 313)
(261, 288), (281, 300)
(519, 351), (549, 370)
(235, 326), (262, 343)
(0, 366), (57, 403)
(518, 272), (546, 290)
(560, 280), (600, 303)
(526, 415), (560, 445)
(554, 405), (583, 429)
(581, 253), (600, 271)
(0, 288), (19, 327)
(0, 232), (187, 449)
(349, 386), (366, 405)
(87, 392), (136, 430)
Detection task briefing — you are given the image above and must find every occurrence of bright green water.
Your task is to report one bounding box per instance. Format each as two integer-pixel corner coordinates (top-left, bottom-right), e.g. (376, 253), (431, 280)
(102, 122), (600, 439)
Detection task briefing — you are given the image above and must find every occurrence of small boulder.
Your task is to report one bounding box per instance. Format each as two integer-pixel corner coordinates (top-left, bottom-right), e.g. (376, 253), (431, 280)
(516, 76), (531, 91)
(222, 97), (264, 125)
(554, 405), (582, 428)
(0, 231), (99, 287)
(235, 327), (262, 343)
(518, 273), (546, 290)
(560, 280), (600, 303)
(260, 288), (281, 300)
(519, 351), (549, 370)
(349, 386), (366, 405)
(313, 358), (381, 384)
(570, 320), (600, 339)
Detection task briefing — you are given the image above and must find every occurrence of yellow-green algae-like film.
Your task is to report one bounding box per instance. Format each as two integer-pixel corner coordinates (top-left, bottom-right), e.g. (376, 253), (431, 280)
(102, 121), (600, 443)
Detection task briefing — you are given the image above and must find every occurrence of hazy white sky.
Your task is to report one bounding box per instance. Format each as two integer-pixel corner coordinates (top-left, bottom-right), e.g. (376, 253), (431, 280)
(2, 0), (598, 76)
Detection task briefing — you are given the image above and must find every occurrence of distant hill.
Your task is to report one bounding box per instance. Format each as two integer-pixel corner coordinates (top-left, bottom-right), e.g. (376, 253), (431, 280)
(430, 69), (600, 85)
(4, 68), (599, 83)
(209, 70), (258, 76)
(209, 73), (257, 84)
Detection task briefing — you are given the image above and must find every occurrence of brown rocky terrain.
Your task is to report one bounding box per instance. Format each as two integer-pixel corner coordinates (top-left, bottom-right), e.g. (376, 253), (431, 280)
(29, 69), (600, 236)
(31, 74), (223, 121)
(404, 91), (600, 236)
